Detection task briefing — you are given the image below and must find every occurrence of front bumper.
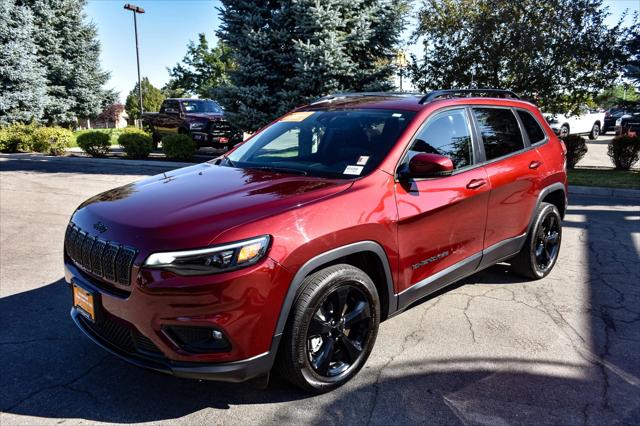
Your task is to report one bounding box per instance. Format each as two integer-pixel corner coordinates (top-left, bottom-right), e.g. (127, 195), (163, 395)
(71, 307), (279, 382)
(65, 254), (292, 382)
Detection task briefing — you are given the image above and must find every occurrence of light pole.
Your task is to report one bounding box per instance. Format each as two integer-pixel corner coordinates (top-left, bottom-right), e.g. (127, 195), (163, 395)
(124, 4), (145, 123)
(395, 50), (407, 92)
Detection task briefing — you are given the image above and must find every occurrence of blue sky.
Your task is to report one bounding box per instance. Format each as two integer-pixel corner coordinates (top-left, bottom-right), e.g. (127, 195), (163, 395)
(86, 0), (639, 102)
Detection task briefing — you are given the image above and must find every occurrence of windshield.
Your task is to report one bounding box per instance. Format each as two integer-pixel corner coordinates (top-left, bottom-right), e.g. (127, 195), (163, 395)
(181, 100), (223, 114)
(224, 109), (415, 179)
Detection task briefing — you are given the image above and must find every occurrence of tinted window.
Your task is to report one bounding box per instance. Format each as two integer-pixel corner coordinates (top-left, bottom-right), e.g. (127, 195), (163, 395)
(162, 101), (180, 114)
(225, 109), (415, 179)
(473, 108), (524, 160)
(404, 109), (472, 170)
(182, 100), (223, 113)
(517, 110), (546, 144)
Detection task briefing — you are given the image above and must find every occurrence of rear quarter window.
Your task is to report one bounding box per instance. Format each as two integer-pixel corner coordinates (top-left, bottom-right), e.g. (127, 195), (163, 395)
(517, 110), (546, 144)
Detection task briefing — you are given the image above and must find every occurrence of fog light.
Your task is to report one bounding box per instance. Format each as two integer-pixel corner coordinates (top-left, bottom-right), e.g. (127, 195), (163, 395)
(163, 325), (231, 353)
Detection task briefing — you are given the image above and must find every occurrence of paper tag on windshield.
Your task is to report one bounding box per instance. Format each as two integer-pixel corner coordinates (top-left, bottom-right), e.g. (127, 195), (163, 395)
(357, 156), (369, 166)
(280, 111), (315, 122)
(344, 165), (363, 175)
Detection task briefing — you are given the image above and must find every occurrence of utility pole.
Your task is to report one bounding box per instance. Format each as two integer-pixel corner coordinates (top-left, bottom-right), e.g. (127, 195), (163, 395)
(124, 4), (145, 124)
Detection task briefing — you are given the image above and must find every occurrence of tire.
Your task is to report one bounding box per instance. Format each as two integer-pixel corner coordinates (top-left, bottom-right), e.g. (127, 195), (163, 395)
(276, 264), (380, 393)
(589, 123), (600, 140)
(151, 132), (161, 150)
(559, 125), (570, 138)
(511, 202), (562, 280)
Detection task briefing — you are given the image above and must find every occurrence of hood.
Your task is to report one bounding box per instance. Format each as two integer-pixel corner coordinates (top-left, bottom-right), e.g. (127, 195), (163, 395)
(71, 163), (353, 252)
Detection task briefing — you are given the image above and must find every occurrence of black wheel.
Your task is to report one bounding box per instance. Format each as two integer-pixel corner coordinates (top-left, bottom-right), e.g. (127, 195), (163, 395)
(276, 264), (380, 393)
(589, 123), (600, 140)
(511, 202), (562, 279)
(559, 125), (570, 138)
(152, 132), (161, 150)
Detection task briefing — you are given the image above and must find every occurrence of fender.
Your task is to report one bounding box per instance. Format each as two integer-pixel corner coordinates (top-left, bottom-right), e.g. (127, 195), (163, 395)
(526, 182), (567, 234)
(271, 241), (397, 341)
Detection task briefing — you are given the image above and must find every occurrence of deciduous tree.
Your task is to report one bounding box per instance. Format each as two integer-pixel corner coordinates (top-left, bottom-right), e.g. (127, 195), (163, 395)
(125, 78), (165, 120)
(410, 0), (634, 114)
(167, 34), (233, 98)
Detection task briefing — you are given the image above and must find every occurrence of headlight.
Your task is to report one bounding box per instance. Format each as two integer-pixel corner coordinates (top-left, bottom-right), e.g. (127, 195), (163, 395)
(190, 121), (206, 131)
(144, 236), (270, 276)
(615, 119), (622, 126)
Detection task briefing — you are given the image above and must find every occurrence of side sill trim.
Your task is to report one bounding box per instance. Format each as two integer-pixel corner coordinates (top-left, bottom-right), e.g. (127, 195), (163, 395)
(397, 232), (528, 311)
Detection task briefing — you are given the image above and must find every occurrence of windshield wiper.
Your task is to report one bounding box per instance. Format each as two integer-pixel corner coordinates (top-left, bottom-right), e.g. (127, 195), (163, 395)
(247, 166), (308, 176)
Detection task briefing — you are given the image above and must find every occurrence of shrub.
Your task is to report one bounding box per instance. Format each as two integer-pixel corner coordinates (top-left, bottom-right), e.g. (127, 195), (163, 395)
(76, 131), (111, 157)
(162, 134), (196, 161)
(0, 122), (38, 152)
(32, 127), (73, 156)
(608, 135), (640, 170)
(560, 134), (587, 169)
(118, 128), (152, 159)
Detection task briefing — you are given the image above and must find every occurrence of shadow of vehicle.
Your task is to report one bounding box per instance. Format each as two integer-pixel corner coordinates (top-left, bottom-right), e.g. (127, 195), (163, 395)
(1, 196), (638, 424)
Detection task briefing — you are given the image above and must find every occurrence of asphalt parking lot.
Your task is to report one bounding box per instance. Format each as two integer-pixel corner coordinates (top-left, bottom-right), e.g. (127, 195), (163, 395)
(1, 154), (639, 425)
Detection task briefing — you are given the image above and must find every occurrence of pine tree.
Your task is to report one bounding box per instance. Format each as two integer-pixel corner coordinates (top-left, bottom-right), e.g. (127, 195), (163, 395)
(125, 77), (166, 120)
(167, 34), (233, 98)
(0, 0), (47, 125)
(216, 0), (408, 132)
(17, 0), (112, 126)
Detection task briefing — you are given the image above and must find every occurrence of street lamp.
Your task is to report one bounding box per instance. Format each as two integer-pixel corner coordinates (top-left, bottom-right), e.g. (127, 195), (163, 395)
(124, 3), (145, 123)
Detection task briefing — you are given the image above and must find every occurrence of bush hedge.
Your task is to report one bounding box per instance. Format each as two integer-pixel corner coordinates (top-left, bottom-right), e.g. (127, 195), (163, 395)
(608, 135), (640, 170)
(560, 134), (588, 169)
(76, 131), (111, 157)
(118, 128), (152, 159)
(0, 123), (37, 153)
(162, 134), (196, 161)
(31, 127), (73, 156)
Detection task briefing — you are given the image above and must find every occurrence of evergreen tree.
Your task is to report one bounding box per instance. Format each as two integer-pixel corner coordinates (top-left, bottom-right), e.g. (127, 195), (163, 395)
(17, 0), (112, 125)
(216, 0), (408, 132)
(0, 0), (47, 125)
(624, 23), (640, 86)
(125, 78), (166, 120)
(167, 34), (233, 98)
(410, 0), (634, 115)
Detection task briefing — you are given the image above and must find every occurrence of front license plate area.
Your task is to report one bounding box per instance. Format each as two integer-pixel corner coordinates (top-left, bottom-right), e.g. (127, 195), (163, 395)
(73, 284), (96, 322)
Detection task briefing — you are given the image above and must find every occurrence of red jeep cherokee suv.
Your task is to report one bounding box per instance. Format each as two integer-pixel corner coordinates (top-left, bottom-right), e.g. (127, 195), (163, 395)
(64, 89), (567, 393)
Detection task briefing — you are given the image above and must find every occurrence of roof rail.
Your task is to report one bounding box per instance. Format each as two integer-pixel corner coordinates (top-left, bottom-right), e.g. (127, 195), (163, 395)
(311, 92), (419, 105)
(419, 89), (519, 104)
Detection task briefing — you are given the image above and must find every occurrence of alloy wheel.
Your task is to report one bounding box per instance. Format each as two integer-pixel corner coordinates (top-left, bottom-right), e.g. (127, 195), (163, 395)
(306, 285), (372, 377)
(534, 213), (561, 271)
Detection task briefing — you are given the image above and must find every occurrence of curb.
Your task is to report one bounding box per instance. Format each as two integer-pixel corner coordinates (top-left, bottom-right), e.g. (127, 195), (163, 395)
(0, 153), (195, 169)
(569, 185), (640, 200)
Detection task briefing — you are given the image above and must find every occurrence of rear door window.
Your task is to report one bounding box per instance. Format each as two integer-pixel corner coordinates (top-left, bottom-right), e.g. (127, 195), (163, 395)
(473, 108), (525, 161)
(517, 110), (546, 144)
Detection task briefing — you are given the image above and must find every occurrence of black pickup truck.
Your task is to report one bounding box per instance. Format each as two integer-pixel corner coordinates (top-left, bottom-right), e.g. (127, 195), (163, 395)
(142, 98), (242, 150)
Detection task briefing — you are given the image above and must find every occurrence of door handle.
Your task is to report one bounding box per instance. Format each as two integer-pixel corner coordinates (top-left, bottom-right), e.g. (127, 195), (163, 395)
(466, 179), (487, 190)
(529, 160), (543, 169)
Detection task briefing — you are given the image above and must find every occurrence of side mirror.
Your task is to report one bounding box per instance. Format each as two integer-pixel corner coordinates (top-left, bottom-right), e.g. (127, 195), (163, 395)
(406, 153), (454, 178)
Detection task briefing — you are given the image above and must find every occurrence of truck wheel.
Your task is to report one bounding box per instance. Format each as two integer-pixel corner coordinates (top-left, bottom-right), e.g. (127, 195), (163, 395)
(559, 125), (570, 138)
(510, 202), (562, 280)
(276, 264), (380, 393)
(152, 132), (161, 150)
(589, 123), (600, 140)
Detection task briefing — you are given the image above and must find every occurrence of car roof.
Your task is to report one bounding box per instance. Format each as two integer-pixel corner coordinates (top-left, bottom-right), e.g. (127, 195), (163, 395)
(303, 90), (536, 112)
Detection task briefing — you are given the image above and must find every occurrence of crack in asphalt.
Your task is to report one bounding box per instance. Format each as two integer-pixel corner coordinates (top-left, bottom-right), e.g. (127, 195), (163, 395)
(366, 297), (443, 425)
(1, 356), (108, 413)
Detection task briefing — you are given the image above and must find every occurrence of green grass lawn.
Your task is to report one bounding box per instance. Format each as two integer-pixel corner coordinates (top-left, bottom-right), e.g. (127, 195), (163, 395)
(568, 168), (640, 190)
(71, 128), (125, 147)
